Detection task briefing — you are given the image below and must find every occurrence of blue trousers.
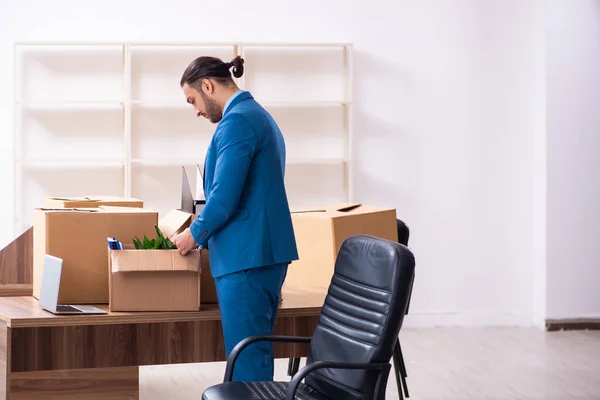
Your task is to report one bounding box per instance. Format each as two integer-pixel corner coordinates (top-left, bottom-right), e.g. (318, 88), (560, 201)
(214, 263), (288, 382)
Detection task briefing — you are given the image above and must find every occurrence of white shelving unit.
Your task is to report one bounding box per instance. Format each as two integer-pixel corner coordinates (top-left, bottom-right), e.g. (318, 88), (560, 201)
(13, 42), (353, 235)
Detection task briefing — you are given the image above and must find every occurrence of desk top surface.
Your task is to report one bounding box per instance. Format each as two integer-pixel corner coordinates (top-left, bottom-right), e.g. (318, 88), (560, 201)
(0, 286), (326, 328)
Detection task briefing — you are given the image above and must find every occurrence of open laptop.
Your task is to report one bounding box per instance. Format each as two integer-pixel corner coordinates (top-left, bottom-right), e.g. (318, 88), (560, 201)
(181, 166), (206, 214)
(39, 255), (107, 315)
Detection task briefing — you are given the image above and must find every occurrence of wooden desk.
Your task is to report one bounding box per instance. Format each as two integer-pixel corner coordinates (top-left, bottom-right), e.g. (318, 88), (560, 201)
(0, 287), (326, 399)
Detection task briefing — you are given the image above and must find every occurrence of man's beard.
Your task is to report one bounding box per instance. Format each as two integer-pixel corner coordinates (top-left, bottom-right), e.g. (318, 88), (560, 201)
(201, 92), (223, 124)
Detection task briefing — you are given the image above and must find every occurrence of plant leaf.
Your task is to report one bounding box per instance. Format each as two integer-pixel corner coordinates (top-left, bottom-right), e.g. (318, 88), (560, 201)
(155, 225), (168, 249)
(131, 228), (177, 250)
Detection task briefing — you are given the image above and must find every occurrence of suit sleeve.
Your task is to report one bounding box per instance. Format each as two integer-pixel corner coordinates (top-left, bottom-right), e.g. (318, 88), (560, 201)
(189, 114), (257, 248)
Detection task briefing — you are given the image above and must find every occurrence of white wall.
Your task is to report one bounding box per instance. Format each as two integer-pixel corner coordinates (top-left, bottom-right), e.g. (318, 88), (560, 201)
(0, 3), (15, 250)
(532, 0), (548, 328)
(0, 0), (543, 326)
(545, 0), (600, 320)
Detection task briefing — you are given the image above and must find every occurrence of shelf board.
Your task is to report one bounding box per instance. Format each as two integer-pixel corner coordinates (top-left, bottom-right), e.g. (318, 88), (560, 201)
(18, 159), (124, 168)
(129, 42), (239, 47)
(130, 100), (350, 109)
(130, 100), (188, 108)
(129, 44), (237, 51)
(263, 101), (351, 108)
(17, 41), (351, 47)
(131, 159), (201, 166)
(16, 101), (124, 109)
(288, 158), (348, 165)
(239, 43), (351, 48)
(130, 158), (347, 167)
(16, 41), (125, 47)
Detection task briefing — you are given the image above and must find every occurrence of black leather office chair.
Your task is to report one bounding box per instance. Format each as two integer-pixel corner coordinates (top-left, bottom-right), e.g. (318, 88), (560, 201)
(287, 218), (415, 399)
(288, 219), (414, 398)
(202, 234), (416, 400)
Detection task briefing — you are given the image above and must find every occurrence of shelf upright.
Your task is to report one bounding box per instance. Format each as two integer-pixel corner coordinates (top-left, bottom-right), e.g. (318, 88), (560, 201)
(343, 44), (354, 203)
(123, 42), (132, 197)
(237, 43), (246, 90)
(12, 41), (20, 235)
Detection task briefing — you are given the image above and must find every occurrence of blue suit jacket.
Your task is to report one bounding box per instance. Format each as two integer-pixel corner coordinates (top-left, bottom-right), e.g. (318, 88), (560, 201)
(189, 91), (299, 278)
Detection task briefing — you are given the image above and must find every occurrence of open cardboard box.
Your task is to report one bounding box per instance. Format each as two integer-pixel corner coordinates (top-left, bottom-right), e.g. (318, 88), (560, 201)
(108, 209), (205, 311)
(285, 203), (398, 289)
(108, 244), (201, 312)
(43, 196), (144, 209)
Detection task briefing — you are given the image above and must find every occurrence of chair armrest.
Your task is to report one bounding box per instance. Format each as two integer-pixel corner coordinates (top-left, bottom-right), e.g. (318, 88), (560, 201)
(285, 361), (391, 400)
(224, 335), (312, 382)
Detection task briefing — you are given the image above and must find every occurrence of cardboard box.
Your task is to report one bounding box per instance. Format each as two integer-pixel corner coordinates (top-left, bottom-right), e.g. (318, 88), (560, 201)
(43, 196), (144, 209)
(108, 245), (201, 312)
(285, 203), (398, 289)
(199, 249), (218, 303)
(107, 209), (203, 311)
(33, 206), (159, 304)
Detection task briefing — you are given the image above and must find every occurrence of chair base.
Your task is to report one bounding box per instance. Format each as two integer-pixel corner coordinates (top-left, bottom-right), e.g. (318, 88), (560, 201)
(392, 340), (410, 399)
(287, 357), (301, 377)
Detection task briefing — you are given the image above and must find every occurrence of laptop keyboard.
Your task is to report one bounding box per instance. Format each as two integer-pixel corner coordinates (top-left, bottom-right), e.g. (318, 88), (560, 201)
(56, 305), (80, 313)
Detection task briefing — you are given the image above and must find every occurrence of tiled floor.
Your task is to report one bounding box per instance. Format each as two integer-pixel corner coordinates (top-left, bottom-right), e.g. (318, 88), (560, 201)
(140, 328), (600, 399)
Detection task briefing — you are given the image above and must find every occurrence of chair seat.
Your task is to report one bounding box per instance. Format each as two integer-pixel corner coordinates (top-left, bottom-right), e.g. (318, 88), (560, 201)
(202, 381), (331, 400)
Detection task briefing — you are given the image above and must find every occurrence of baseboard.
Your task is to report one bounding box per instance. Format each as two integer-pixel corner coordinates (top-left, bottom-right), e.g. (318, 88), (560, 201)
(402, 311), (534, 328)
(545, 318), (600, 331)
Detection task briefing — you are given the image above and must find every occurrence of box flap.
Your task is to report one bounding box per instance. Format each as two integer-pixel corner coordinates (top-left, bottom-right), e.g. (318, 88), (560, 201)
(158, 209), (194, 239)
(290, 203), (398, 220)
(37, 207), (155, 214)
(36, 207), (101, 213)
(291, 206), (328, 214)
(43, 196), (144, 210)
(290, 203), (363, 216)
(49, 196), (101, 202)
(98, 206), (156, 214)
(330, 203), (398, 218)
(333, 203), (363, 212)
(110, 248), (201, 273)
(85, 195), (143, 202)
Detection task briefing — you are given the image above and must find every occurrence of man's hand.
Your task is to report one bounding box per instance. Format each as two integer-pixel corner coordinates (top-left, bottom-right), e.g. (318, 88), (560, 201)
(173, 228), (197, 255)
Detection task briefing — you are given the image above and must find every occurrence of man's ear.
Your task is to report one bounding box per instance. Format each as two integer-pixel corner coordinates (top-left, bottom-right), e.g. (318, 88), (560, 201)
(201, 78), (214, 94)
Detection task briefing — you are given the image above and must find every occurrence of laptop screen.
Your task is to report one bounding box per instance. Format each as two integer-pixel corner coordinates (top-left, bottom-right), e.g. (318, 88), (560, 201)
(39, 255), (63, 313)
(181, 167), (196, 214)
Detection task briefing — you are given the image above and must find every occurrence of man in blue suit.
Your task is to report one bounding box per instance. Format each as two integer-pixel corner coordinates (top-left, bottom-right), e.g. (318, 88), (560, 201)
(173, 55), (299, 382)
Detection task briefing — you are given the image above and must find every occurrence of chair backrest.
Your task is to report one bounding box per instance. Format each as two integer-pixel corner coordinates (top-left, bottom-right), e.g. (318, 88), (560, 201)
(305, 234), (416, 400)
